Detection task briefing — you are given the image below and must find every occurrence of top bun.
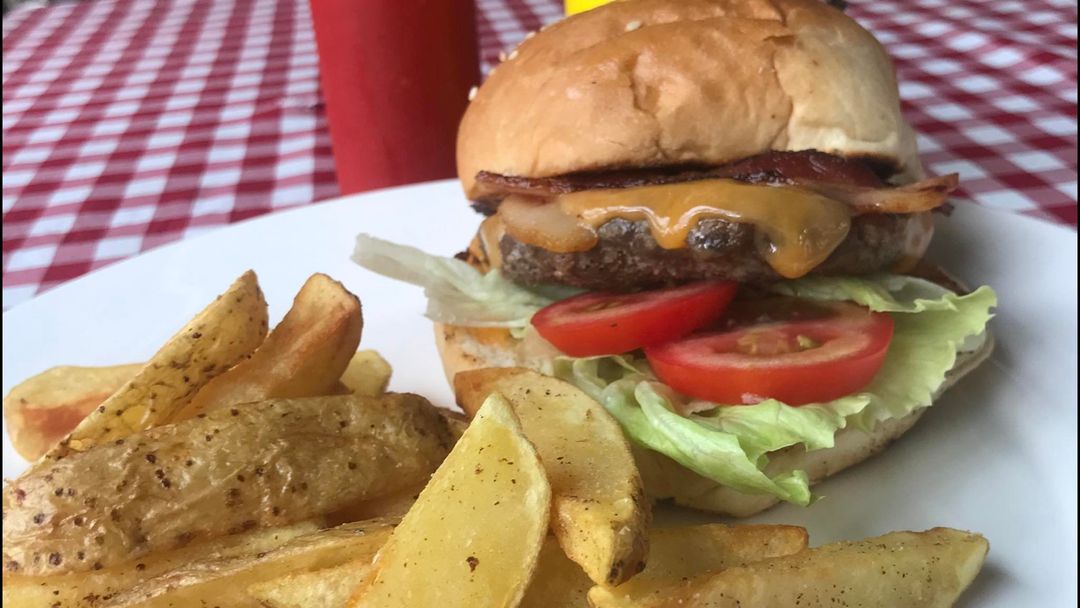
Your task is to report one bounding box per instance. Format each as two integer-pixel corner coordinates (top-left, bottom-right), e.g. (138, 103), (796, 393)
(457, 0), (923, 200)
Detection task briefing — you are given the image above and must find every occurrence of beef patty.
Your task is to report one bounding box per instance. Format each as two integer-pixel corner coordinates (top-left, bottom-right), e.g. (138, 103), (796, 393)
(497, 212), (921, 290)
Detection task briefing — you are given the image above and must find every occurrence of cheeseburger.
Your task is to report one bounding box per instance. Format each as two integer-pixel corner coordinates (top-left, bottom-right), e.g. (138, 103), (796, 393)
(355, 0), (996, 516)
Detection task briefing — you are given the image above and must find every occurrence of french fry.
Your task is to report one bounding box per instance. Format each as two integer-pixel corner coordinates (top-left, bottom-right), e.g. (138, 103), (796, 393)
(350, 394), (551, 607)
(3, 334), (375, 462)
(454, 368), (650, 585)
(587, 524), (808, 608)
(42, 271), (268, 461)
(639, 528), (988, 608)
(341, 350), (393, 397)
(3, 364), (142, 460)
(248, 558), (372, 608)
(2, 519), (322, 608)
(102, 520), (395, 607)
(3, 394), (454, 576)
(520, 537), (593, 608)
(439, 408), (470, 441)
(326, 482), (425, 526)
(249, 536), (591, 608)
(170, 273), (362, 421)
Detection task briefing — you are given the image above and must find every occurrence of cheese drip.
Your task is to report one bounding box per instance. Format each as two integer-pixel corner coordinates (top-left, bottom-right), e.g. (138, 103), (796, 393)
(498, 179), (854, 279)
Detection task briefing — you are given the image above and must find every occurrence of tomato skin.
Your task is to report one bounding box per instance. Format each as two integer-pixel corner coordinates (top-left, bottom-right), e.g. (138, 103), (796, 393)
(531, 282), (738, 357)
(645, 300), (894, 406)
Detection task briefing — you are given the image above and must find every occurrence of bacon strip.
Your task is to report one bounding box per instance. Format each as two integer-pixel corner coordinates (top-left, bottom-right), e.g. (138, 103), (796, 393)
(475, 152), (957, 216)
(473, 150), (887, 204)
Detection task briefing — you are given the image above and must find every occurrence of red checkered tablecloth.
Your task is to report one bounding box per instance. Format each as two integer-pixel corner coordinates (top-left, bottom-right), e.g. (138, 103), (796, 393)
(3, 0), (1077, 309)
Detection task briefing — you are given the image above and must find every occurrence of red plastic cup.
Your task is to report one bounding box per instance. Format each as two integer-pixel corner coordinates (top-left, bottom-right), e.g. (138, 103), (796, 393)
(308, 0), (480, 195)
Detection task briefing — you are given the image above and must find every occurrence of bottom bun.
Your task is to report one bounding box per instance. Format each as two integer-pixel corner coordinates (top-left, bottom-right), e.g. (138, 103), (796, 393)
(434, 295), (993, 518)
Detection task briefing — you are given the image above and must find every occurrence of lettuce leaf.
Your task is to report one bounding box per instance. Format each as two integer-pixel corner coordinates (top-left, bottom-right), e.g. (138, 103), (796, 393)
(351, 234), (996, 505)
(552, 356), (817, 504)
(773, 276), (996, 429)
(352, 234), (565, 327)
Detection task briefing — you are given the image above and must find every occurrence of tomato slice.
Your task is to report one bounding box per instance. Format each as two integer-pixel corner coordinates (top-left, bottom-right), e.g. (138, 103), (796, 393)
(644, 298), (894, 406)
(531, 282), (739, 357)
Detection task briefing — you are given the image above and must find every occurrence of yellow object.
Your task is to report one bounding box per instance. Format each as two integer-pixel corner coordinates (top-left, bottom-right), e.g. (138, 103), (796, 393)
(565, 0), (615, 15)
(454, 368), (649, 586)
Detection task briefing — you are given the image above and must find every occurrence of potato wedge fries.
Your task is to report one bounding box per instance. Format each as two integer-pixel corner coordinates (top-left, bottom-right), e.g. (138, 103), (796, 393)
(3, 347), (390, 462)
(171, 273), (362, 420)
(1, 519), (322, 608)
(103, 520), (395, 607)
(588, 524), (808, 608)
(3, 393), (454, 575)
(351, 394), (551, 608)
(341, 350), (393, 396)
(639, 527), (988, 608)
(3, 363), (142, 460)
(42, 271), (268, 461)
(326, 482), (424, 525)
(455, 368), (650, 585)
(248, 558), (371, 608)
(247, 538), (592, 608)
(520, 537), (594, 608)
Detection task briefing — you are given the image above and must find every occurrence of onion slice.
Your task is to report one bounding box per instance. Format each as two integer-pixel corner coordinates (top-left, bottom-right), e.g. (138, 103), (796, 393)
(498, 194), (598, 253)
(794, 173), (959, 215)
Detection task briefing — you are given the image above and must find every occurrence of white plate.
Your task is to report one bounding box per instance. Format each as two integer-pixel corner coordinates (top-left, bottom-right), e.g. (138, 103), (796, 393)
(3, 180), (1076, 605)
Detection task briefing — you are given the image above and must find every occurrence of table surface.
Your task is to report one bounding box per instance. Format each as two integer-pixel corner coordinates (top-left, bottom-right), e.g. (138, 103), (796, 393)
(2, 0), (1077, 309)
